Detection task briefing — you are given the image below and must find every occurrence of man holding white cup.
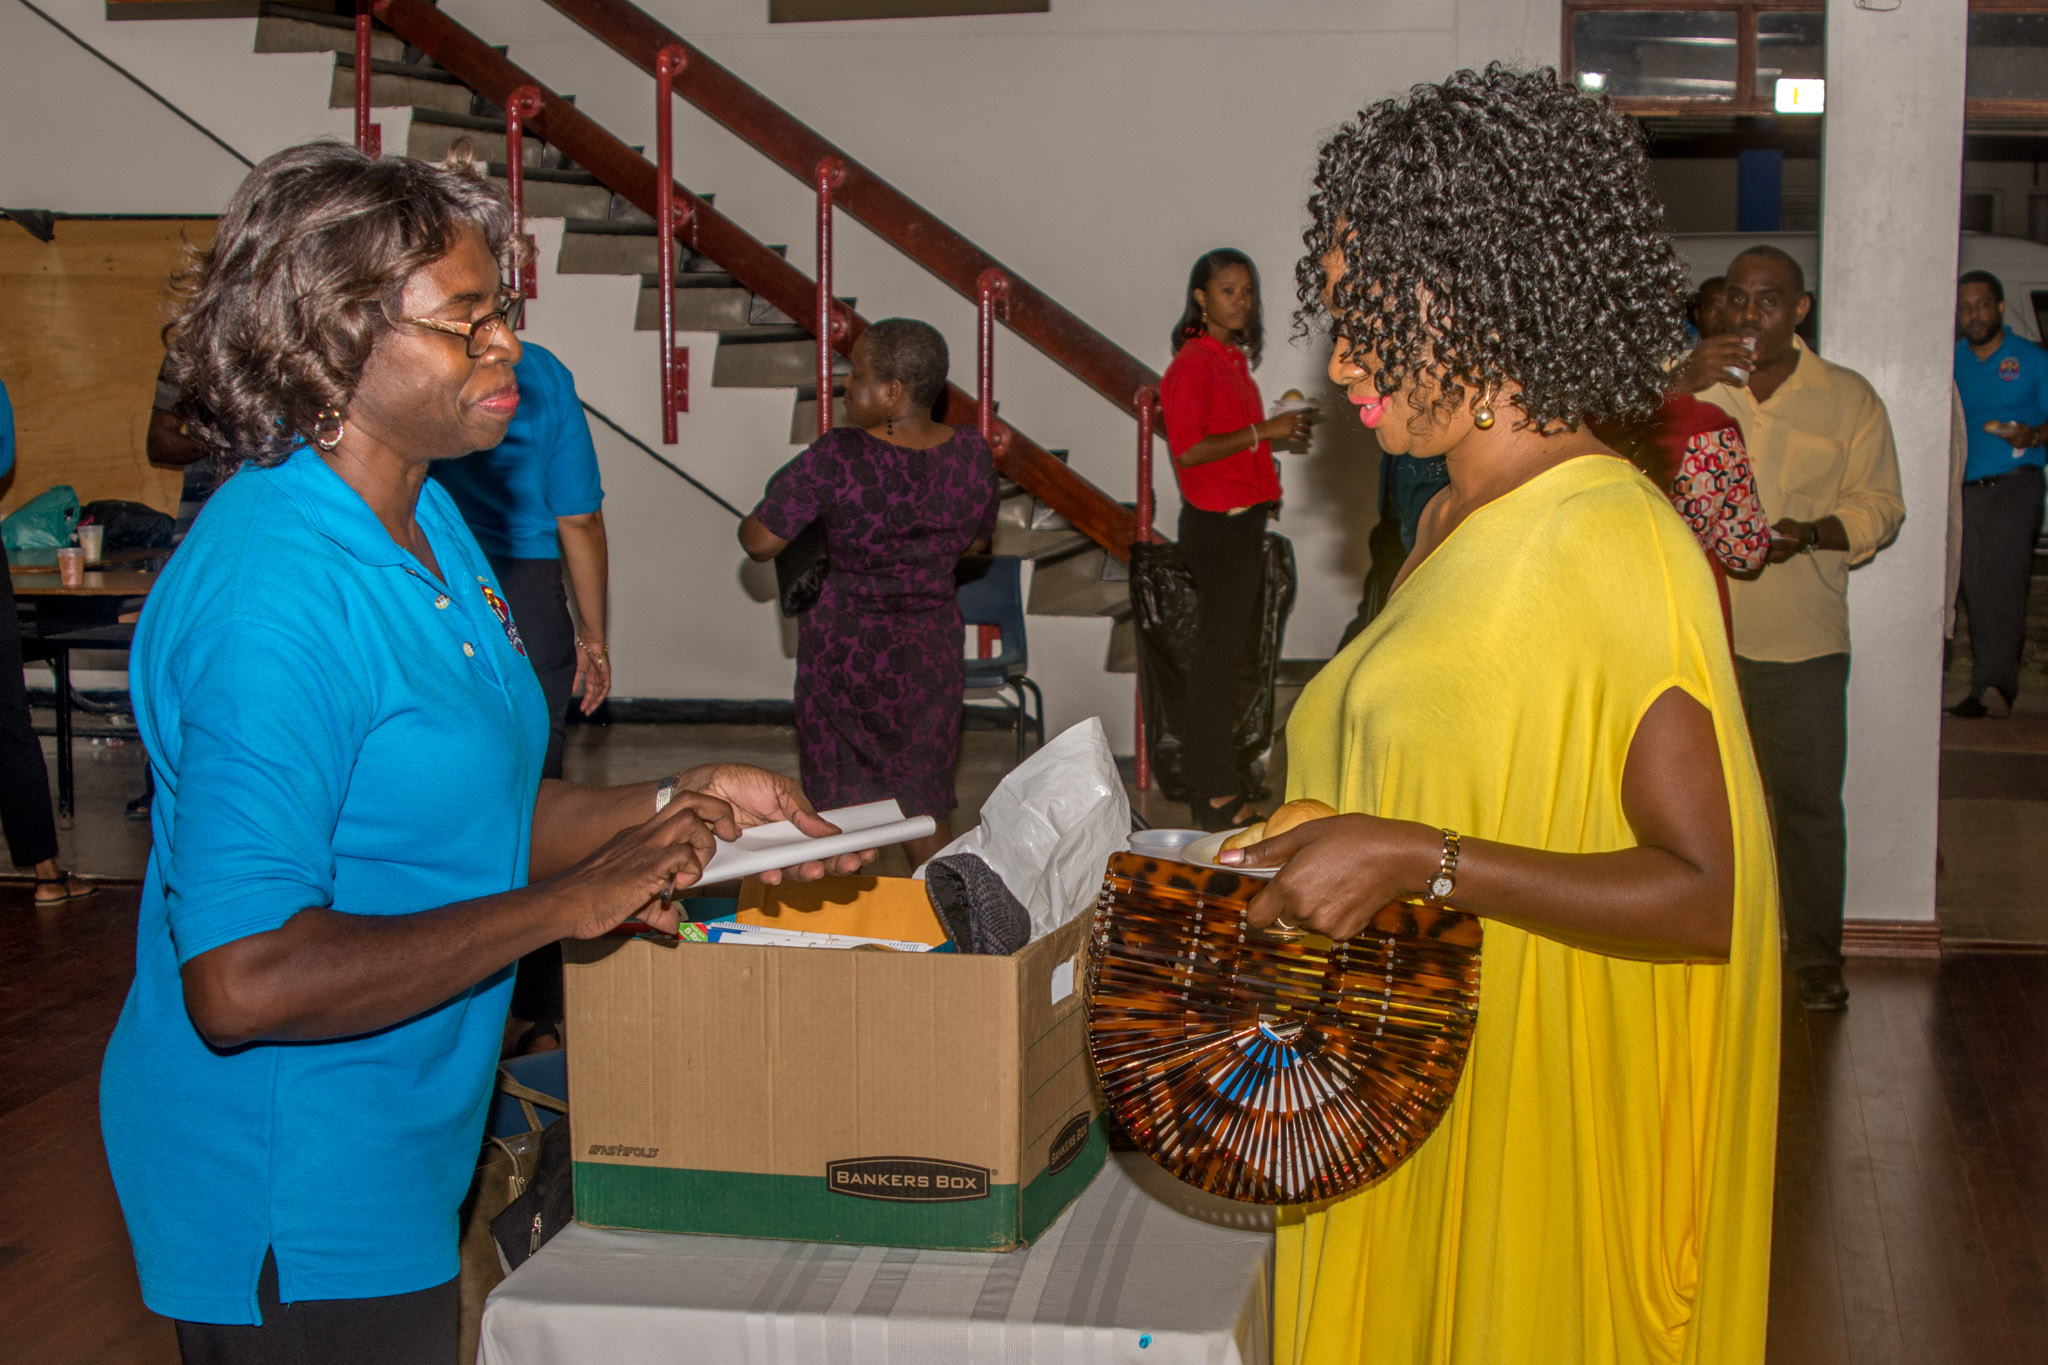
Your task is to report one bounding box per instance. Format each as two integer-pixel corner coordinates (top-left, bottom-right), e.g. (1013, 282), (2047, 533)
(1678, 246), (1906, 1012)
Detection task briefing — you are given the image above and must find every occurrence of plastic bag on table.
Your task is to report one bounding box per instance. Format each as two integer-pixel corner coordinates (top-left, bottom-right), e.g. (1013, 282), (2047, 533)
(1, 485), (80, 552)
(915, 716), (1130, 941)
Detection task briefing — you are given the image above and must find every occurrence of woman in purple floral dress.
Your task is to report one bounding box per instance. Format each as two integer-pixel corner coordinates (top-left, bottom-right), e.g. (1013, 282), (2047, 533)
(741, 318), (999, 863)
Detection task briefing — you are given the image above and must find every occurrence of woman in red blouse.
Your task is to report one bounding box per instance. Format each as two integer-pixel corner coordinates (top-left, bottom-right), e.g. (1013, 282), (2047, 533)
(1159, 248), (1314, 830)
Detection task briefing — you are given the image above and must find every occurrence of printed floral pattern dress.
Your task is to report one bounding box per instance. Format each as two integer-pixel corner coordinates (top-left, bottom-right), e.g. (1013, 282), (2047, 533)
(752, 426), (1000, 818)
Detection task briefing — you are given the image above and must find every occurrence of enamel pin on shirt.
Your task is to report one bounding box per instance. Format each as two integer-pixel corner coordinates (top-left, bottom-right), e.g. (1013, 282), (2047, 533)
(478, 579), (526, 656)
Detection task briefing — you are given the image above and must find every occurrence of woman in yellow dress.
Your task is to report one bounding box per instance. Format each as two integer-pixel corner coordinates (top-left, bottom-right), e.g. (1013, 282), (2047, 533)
(1218, 67), (1781, 1363)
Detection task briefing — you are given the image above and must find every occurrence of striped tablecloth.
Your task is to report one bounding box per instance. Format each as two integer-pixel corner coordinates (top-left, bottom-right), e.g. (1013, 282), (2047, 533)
(479, 1152), (1274, 1364)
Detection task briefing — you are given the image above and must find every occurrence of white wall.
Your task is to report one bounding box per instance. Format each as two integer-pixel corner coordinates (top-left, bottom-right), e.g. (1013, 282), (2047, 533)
(0, 2), (361, 211)
(1821, 0), (1967, 925)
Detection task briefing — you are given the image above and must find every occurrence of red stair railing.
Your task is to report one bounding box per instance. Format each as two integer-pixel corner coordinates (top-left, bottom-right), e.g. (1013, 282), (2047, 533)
(371, 0), (1135, 560)
(541, 0), (1162, 434)
(504, 84), (543, 312)
(976, 268), (1008, 451)
(654, 42), (688, 442)
(814, 157), (846, 439)
(352, 0), (378, 155)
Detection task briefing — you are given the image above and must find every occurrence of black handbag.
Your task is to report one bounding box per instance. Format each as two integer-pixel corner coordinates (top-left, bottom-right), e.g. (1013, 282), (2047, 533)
(774, 517), (830, 617)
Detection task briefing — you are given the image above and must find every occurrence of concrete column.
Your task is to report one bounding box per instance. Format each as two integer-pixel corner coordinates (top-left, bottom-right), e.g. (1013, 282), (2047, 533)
(1819, 0), (1967, 925)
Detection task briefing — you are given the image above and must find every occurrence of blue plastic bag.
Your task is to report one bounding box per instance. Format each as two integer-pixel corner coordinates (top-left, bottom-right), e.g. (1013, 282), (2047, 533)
(1, 485), (80, 551)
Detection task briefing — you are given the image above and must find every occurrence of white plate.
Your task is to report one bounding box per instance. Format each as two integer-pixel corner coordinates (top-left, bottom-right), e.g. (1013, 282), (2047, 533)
(1268, 397), (1318, 417)
(1178, 829), (1279, 880)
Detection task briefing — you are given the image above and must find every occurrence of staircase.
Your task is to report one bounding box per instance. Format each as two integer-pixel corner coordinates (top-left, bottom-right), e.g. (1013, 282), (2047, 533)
(259, 0), (1139, 682)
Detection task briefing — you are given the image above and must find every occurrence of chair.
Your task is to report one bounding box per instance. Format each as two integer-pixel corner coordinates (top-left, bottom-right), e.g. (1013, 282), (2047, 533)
(956, 554), (1045, 762)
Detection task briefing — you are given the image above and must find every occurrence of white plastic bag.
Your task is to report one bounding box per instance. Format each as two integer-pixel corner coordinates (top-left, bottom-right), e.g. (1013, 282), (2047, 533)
(916, 717), (1131, 941)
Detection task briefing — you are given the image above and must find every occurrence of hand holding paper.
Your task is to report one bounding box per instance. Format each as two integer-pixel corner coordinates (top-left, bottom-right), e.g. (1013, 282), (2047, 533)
(673, 763), (881, 883)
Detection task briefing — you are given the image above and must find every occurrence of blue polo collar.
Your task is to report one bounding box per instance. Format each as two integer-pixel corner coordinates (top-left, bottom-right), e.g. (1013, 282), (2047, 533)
(269, 445), (456, 578)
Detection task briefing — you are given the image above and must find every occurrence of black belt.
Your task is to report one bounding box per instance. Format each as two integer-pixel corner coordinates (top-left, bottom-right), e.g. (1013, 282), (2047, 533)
(1966, 466), (2044, 487)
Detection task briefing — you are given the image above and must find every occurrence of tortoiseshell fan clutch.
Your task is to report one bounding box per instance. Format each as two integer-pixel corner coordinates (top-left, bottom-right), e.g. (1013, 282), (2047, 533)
(1086, 851), (1484, 1204)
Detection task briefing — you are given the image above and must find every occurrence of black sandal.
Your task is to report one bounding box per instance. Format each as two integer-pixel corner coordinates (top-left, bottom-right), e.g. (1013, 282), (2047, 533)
(1193, 795), (1250, 834)
(33, 873), (97, 905)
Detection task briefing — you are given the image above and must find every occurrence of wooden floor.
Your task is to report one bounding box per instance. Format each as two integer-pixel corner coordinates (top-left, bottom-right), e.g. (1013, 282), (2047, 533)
(2, 884), (2044, 1364)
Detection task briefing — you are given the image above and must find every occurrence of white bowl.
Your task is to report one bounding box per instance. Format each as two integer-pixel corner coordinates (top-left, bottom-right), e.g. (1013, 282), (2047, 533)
(1125, 827), (1206, 862)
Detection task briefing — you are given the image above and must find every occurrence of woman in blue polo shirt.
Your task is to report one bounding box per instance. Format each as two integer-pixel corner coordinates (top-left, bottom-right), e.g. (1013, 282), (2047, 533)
(100, 143), (868, 1365)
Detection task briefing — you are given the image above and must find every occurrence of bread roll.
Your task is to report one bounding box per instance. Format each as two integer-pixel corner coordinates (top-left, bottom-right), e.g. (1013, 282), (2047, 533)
(1221, 820), (1268, 853)
(1281, 388), (1305, 403)
(1264, 797), (1338, 838)
(1218, 798), (1337, 852)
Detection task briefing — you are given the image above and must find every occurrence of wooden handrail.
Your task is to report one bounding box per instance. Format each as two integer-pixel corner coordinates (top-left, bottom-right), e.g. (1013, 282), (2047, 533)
(371, 0), (1137, 558)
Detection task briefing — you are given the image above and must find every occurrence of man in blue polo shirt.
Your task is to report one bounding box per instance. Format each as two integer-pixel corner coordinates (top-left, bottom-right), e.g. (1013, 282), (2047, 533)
(1951, 270), (2048, 718)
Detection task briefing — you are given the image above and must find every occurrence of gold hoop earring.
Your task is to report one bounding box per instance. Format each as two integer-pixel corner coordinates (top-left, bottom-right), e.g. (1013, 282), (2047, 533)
(312, 407), (346, 451)
(1473, 403), (1495, 431)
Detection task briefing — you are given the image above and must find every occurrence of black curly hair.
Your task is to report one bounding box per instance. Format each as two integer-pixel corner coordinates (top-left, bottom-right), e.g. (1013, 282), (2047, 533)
(1296, 64), (1690, 434)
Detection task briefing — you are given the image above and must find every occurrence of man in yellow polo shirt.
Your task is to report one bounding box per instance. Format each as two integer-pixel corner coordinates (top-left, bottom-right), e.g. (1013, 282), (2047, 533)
(1679, 246), (1906, 1012)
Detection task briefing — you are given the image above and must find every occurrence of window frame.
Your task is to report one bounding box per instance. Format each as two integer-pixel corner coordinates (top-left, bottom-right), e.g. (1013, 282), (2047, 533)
(1563, 0), (2048, 119)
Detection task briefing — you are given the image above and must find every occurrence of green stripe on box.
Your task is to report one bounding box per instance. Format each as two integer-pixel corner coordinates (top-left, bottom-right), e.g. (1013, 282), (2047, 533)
(575, 1163), (1025, 1249)
(574, 1123), (1107, 1251)
(1020, 1117), (1109, 1243)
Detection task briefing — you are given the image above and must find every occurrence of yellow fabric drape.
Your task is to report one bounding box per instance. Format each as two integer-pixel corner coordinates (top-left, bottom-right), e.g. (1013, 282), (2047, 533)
(1275, 456), (1780, 1365)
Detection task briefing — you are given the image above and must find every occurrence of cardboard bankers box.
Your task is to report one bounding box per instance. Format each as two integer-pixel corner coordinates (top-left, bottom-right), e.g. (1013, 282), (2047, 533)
(563, 877), (1106, 1250)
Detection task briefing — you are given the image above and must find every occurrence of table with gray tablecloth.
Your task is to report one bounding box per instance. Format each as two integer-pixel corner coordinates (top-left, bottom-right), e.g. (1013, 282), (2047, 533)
(479, 1151), (1274, 1365)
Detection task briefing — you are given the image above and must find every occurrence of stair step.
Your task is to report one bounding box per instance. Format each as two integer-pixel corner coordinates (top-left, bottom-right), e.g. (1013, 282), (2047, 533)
(404, 107), (579, 170)
(256, 4), (404, 62)
(635, 282), (755, 333)
(331, 59), (476, 117)
(711, 327), (837, 389)
(558, 220), (693, 275)
(408, 119), (542, 170)
(1026, 546), (1130, 618)
(482, 165), (611, 219)
(633, 273), (818, 331)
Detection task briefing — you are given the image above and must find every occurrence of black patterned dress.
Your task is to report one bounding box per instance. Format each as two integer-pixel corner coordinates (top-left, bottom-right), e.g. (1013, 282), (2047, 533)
(752, 427), (999, 818)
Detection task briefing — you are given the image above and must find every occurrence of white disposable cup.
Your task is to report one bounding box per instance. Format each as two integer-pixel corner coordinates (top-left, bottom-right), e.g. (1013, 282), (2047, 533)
(56, 547), (85, 587)
(77, 524), (104, 563)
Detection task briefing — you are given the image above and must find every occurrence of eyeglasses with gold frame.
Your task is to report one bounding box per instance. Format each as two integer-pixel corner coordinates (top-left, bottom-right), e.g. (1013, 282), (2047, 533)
(396, 288), (526, 358)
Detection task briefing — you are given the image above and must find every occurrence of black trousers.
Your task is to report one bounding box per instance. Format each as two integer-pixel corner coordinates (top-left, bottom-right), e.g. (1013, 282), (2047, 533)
(1179, 501), (1272, 803)
(488, 556), (579, 782)
(491, 557), (577, 1028)
(1957, 465), (2044, 702)
(0, 549), (59, 868)
(1734, 653), (1849, 971)
(174, 1252), (457, 1365)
